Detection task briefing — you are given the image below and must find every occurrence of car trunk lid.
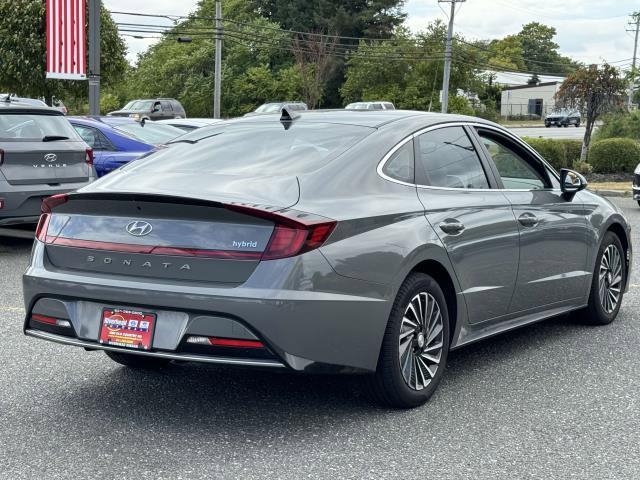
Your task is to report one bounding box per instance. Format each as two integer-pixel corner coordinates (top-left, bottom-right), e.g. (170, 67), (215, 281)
(1, 142), (90, 185)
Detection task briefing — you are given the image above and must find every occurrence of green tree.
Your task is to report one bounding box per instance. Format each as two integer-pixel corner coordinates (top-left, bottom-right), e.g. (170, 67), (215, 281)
(251, 0), (406, 38)
(555, 64), (627, 161)
(341, 22), (482, 111)
(251, 0), (406, 108)
(517, 22), (578, 75)
(124, 1), (304, 117)
(0, 0), (126, 112)
(486, 35), (526, 71)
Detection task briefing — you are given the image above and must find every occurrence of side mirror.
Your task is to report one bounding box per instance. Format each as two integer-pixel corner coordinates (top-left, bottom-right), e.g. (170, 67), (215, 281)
(560, 168), (587, 198)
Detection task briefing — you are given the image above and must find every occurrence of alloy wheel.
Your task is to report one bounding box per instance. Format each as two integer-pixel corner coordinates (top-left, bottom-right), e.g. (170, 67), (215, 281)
(398, 292), (444, 390)
(599, 244), (623, 314)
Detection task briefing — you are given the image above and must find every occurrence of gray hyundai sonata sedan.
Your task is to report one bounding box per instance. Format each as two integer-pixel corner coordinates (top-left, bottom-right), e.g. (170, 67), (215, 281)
(23, 109), (631, 408)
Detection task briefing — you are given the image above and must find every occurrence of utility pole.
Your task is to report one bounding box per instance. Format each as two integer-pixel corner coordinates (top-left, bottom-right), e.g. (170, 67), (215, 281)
(628, 11), (640, 109)
(88, 0), (101, 115)
(439, 0), (465, 113)
(213, 0), (222, 119)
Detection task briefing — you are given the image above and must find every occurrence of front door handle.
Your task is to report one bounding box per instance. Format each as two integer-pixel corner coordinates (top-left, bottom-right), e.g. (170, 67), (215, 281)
(439, 220), (465, 235)
(518, 212), (539, 228)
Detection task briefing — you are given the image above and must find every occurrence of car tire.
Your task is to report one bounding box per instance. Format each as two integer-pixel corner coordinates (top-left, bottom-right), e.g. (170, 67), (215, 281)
(576, 121), (581, 127)
(370, 272), (450, 408)
(637, 200), (640, 207)
(581, 232), (626, 325)
(545, 124), (551, 128)
(105, 350), (171, 369)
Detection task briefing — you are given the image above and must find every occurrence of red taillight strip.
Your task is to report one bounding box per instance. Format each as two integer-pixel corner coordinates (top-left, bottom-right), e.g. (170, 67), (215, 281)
(31, 314), (58, 325)
(226, 204), (336, 260)
(45, 236), (263, 260)
(209, 337), (264, 349)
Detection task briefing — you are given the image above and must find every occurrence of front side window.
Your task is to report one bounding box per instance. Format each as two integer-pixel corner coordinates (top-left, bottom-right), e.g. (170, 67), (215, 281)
(415, 127), (489, 189)
(478, 132), (549, 190)
(382, 140), (414, 184)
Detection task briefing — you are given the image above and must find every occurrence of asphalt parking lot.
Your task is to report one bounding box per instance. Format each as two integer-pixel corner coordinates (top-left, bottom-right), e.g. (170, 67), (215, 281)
(1, 197), (639, 480)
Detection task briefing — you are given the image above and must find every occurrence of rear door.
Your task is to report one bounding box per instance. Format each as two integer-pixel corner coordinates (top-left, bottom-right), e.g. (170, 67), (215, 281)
(0, 112), (91, 185)
(473, 127), (589, 312)
(160, 101), (173, 120)
(415, 125), (520, 324)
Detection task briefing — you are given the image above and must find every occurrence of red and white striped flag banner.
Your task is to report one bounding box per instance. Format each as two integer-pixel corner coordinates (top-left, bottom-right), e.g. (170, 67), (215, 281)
(46, 0), (87, 80)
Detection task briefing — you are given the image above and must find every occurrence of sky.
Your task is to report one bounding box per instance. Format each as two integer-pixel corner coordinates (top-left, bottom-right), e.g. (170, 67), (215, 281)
(103, 0), (639, 71)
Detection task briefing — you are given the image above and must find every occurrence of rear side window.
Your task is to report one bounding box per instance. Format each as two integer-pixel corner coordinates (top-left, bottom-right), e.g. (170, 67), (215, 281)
(382, 140), (414, 184)
(415, 127), (489, 189)
(161, 101), (173, 111)
(0, 113), (79, 141)
(144, 123), (373, 175)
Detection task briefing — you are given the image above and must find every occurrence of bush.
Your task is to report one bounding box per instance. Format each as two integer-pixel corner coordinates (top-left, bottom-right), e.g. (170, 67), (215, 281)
(522, 137), (583, 170)
(588, 138), (640, 174)
(574, 161), (593, 175)
(557, 139), (583, 165)
(594, 111), (640, 142)
(521, 138), (563, 170)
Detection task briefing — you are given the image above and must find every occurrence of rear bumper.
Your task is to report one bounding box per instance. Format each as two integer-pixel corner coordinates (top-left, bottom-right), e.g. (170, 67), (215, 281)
(23, 241), (392, 373)
(24, 329), (286, 368)
(0, 178), (94, 224)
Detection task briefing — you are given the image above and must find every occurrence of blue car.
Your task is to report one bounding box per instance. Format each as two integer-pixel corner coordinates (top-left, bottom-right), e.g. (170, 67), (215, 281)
(69, 116), (184, 177)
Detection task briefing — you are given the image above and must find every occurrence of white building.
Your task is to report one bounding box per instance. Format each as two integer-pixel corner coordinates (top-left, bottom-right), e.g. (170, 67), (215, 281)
(500, 81), (563, 119)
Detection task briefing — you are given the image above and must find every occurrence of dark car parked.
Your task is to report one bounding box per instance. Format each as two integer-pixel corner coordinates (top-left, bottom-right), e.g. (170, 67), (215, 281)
(108, 98), (186, 122)
(24, 110), (630, 408)
(0, 100), (95, 226)
(545, 109), (581, 127)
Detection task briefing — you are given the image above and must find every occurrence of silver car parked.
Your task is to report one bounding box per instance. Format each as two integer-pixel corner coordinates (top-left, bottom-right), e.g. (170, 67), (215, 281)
(0, 100), (95, 226)
(23, 110), (631, 408)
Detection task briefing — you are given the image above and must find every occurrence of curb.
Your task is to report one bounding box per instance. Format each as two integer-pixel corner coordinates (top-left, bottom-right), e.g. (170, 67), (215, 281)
(589, 189), (631, 198)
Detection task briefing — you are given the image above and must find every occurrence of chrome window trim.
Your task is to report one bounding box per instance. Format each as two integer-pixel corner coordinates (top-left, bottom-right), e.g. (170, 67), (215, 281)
(376, 121), (561, 192)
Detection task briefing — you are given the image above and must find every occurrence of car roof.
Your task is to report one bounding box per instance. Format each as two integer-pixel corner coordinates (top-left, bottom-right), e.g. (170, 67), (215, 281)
(156, 118), (223, 126)
(227, 109), (493, 129)
(0, 99), (62, 115)
(70, 116), (141, 127)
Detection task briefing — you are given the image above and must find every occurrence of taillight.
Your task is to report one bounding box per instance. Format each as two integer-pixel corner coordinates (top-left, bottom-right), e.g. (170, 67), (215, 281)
(41, 193), (69, 214)
(85, 148), (94, 166)
(226, 204), (336, 260)
(186, 336), (264, 349)
(36, 194), (69, 241)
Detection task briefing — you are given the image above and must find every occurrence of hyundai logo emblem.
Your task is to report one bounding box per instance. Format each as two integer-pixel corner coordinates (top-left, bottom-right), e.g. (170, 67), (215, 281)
(44, 153), (57, 163)
(125, 221), (153, 237)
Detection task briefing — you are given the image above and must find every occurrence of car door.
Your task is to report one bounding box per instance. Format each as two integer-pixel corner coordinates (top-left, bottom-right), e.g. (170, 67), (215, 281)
(415, 125), (520, 324)
(73, 123), (106, 164)
(473, 127), (589, 313)
(160, 101), (173, 120)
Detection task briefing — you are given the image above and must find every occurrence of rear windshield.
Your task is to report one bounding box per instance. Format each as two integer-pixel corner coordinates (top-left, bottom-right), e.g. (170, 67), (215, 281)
(114, 122), (184, 145)
(144, 122), (373, 175)
(0, 113), (79, 141)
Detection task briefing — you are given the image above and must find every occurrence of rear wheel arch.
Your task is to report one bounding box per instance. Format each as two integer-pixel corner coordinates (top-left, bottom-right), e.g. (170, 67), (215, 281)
(604, 222), (629, 287)
(408, 260), (458, 345)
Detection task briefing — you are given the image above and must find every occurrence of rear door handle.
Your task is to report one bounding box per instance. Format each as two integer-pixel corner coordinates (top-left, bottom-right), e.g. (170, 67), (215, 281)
(439, 220), (465, 235)
(518, 212), (539, 228)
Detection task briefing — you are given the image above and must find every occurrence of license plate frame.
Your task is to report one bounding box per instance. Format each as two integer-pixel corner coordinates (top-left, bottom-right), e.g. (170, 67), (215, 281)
(99, 308), (156, 351)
